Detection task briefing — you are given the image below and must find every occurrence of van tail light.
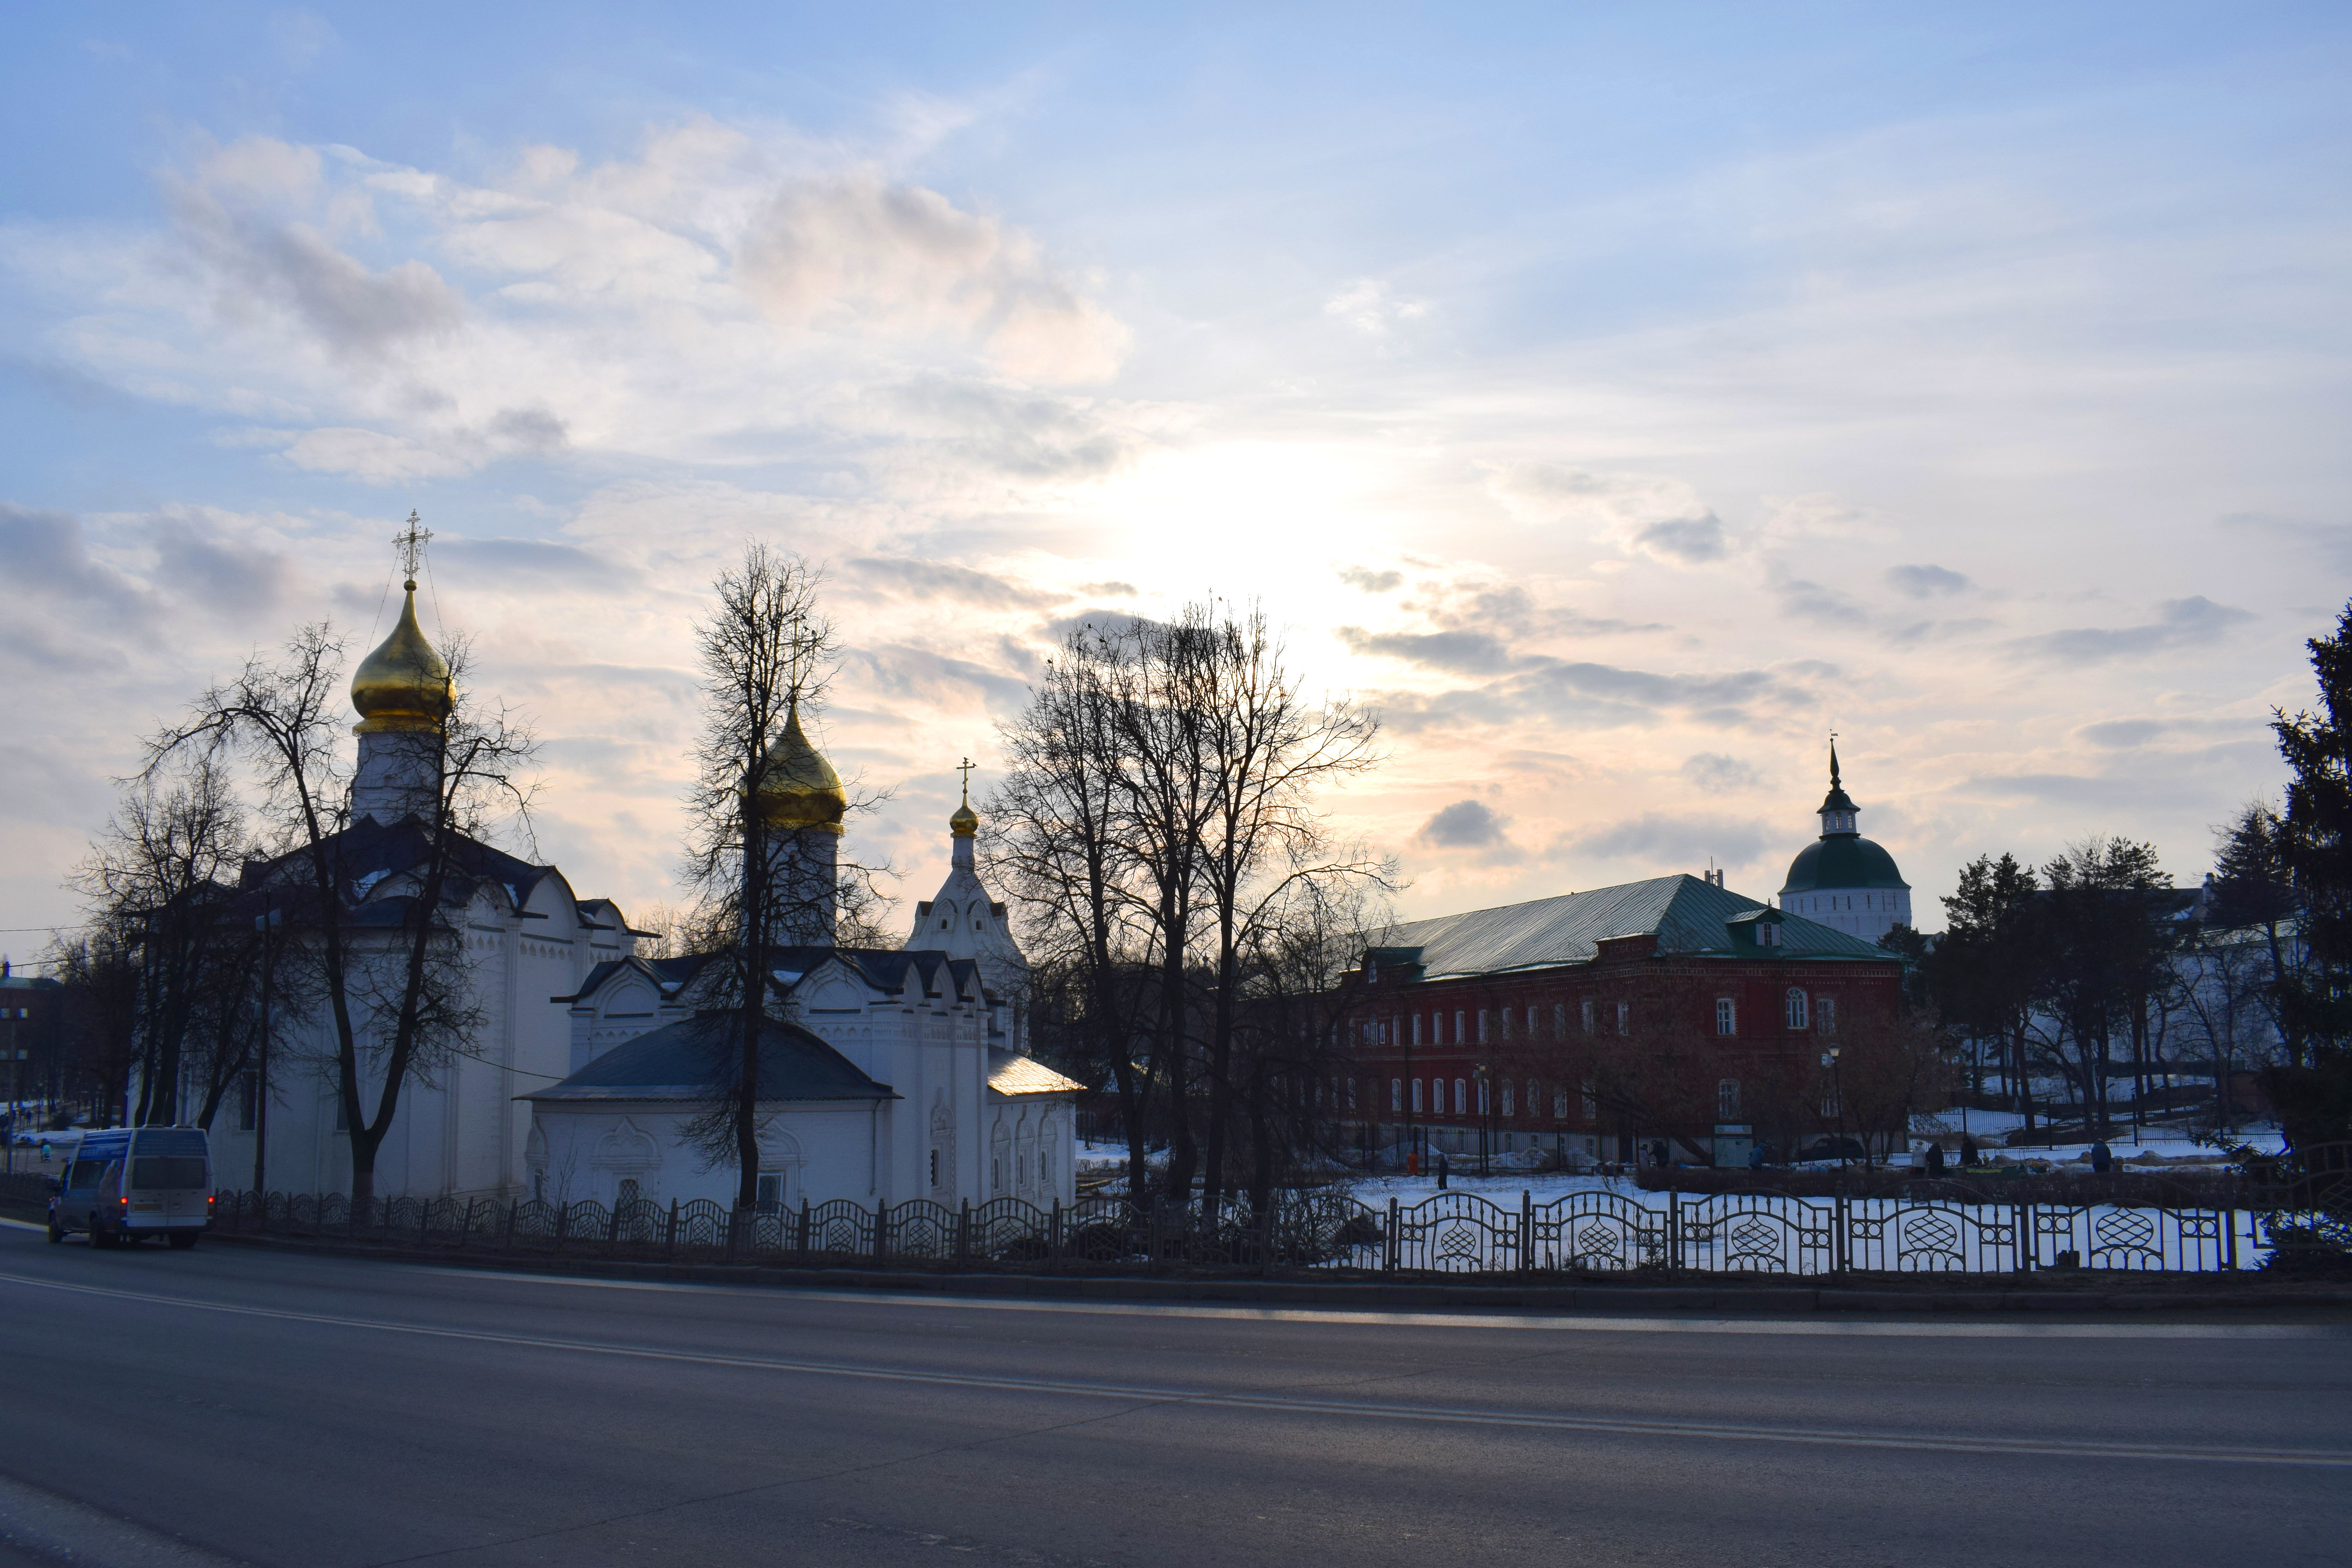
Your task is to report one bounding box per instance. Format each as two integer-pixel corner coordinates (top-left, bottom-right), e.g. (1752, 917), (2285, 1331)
(119, 1196), (128, 1208)
(208, 1192), (216, 1206)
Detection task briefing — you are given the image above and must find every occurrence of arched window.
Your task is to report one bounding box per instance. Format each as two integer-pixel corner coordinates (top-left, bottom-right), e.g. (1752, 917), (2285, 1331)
(1499, 1080), (1513, 1116)
(1477, 1078), (1491, 1115)
(1785, 988), (1809, 1029)
(1718, 1078), (1740, 1119)
(1552, 1085), (1568, 1120)
(1715, 997), (1737, 1036)
(1453, 1078), (1467, 1114)
(1526, 1080), (1538, 1120)
(1818, 996), (1838, 1034)
(1391, 1078), (1403, 1112)
(1410, 1079), (1424, 1113)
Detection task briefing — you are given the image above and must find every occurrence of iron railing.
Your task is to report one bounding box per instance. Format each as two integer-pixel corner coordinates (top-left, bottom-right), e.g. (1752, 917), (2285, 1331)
(198, 1181), (2326, 1278)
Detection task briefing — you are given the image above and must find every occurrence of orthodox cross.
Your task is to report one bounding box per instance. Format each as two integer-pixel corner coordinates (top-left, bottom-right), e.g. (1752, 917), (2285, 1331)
(957, 756), (976, 804)
(393, 511), (433, 588)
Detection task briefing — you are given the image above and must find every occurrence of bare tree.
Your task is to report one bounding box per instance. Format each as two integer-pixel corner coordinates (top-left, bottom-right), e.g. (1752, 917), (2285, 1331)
(72, 755), (254, 1125)
(676, 544), (890, 1207)
(1190, 603), (1387, 1212)
(992, 625), (1160, 1197)
(151, 616), (536, 1207)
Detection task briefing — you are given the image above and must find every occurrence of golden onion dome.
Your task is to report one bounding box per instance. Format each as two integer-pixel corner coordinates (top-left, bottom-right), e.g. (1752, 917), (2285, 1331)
(350, 582), (452, 733)
(949, 796), (980, 838)
(750, 701), (848, 832)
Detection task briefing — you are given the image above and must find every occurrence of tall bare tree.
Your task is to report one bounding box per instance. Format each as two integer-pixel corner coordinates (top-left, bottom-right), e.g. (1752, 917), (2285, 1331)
(151, 618), (536, 1207)
(677, 544), (877, 1208)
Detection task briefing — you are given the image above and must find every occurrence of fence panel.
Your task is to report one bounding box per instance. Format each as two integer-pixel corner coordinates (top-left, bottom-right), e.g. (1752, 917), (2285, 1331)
(1681, 1193), (1840, 1274)
(1396, 1194), (1518, 1273)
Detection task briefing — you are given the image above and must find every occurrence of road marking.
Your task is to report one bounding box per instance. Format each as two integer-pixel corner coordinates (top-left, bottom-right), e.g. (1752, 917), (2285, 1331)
(3, 1268), (2347, 1469)
(411, 1263), (2352, 1340)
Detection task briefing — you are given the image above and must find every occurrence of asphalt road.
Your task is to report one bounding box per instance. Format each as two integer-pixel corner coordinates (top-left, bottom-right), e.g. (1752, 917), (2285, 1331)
(0, 1221), (2347, 1567)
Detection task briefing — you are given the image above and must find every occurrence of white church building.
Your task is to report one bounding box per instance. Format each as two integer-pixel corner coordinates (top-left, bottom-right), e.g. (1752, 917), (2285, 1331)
(209, 561), (1078, 1210)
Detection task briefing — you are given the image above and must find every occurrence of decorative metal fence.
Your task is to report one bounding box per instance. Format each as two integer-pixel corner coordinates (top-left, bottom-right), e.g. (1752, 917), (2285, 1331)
(200, 1182), (2321, 1278)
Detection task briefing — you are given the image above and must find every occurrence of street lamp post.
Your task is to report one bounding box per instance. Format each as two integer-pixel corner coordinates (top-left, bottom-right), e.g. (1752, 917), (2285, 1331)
(253, 900), (279, 1197)
(1475, 1063), (1491, 1178)
(1822, 1047), (1845, 1167)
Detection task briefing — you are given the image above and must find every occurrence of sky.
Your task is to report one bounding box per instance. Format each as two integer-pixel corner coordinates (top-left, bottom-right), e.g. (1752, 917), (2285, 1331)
(4, 2), (2349, 960)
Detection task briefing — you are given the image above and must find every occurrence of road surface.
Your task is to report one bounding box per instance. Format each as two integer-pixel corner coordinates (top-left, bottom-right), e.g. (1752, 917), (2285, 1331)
(0, 1219), (2346, 1566)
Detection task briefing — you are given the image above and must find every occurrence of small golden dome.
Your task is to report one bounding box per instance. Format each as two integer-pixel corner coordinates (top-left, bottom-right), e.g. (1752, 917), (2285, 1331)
(350, 583), (452, 733)
(949, 797), (979, 838)
(750, 702), (847, 832)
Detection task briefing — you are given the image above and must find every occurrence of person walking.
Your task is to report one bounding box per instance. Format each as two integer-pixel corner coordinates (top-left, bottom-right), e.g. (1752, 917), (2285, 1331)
(1436, 1152), (1450, 1190)
(2089, 1138), (2114, 1174)
(1960, 1134), (1980, 1167)
(1924, 1141), (1947, 1177)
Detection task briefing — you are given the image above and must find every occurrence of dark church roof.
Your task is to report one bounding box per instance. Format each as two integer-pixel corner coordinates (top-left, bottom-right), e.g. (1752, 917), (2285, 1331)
(1780, 835), (1911, 894)
(521, 1014), (895, 1104)
(1369, 874), (1885, 980)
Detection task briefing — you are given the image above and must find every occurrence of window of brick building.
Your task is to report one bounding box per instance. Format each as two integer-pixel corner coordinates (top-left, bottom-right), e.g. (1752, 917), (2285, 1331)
(1411, 1079), (1424, 1113)
(1500, 1080), (1513, 1116)
(1615, 1002), (1630, 1034)
(1785, 988), (1809, 1029)
(1719, 1078), (1740, 1118)
(1478, 1009), (1490, 1044)
(1716, 997), (1737, 1036)
(1391, 1078), (1403, 1112)
(1580, 998), (1594, 1034)
(1453, 1078), (1467, 1114)
(1818, 996), (1838, 1034)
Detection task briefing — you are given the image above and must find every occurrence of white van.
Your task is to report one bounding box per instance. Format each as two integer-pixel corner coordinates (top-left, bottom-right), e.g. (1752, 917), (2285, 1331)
(47, 1127), (213, 1248)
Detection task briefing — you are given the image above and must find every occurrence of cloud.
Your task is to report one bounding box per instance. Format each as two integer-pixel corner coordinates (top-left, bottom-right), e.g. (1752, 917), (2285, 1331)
(1076, 579), (1138, 597)
(1323, 279), (1428, 336)
(1631, 514), (1730, 564)
(149, 510), (294, 617)
(738, 172), (1129, 381)
(1682, 752), (1763, 793)
(2011, 596), (2255, 664)
(844, 557), (1060, 610)
(1774, 575), (1865, 624)
(1886, 563), (1971, 598)
(0, 504), (152, 612)
(1338, 565), (1403, 593)
(1566, 812), (1771, 869)
(169, 139), (464, 363)
(1418, 798), (1508, 849)
(1338, 626), (1515, 675)
(1489, 464), (1730, 566)
(2078, 718), (2165, 748)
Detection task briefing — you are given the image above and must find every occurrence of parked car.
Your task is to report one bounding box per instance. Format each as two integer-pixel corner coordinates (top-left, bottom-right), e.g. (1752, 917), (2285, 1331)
(1794, 1136), (1870, 1163)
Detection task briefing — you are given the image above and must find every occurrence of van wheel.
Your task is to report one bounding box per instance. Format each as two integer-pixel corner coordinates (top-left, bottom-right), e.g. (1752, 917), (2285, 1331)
(88, 1223), (114, 1249)
(167, 1232), (198, 1250)
(46, 1222), (64, 1244)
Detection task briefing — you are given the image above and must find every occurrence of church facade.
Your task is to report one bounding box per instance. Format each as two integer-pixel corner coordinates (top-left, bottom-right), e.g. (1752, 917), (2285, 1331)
(208, 561), (1076, 1209)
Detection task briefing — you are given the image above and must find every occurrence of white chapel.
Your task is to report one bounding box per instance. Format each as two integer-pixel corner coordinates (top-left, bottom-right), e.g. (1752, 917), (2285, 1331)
(210, 557), (1078, 1210)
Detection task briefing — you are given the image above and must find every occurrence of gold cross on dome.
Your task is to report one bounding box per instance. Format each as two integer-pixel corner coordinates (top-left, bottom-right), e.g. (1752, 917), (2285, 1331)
(393, 511), (434, 586)
(957, 756), (976, 802)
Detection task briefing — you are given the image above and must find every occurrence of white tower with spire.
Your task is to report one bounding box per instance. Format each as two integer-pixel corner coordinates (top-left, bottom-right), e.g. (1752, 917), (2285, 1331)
(1776, 739), (1913, 943)
(906, 761), (1031, 1044)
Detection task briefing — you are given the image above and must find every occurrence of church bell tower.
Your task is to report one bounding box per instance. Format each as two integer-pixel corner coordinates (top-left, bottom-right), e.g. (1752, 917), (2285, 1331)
(748, 700), (848, 946)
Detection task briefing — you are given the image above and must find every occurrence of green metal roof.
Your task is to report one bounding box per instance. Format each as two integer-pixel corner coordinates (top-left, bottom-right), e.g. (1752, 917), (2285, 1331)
(1779, 834), (1910, 894)
(1373, 874), (1888, 980)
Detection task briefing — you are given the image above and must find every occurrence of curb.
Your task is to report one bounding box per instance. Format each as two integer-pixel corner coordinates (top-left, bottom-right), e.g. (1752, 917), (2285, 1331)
(205, 1232), (2352, 1316)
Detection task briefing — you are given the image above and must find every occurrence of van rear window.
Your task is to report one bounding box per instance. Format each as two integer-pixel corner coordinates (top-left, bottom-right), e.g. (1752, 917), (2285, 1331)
(131, 1157), (209, 1191)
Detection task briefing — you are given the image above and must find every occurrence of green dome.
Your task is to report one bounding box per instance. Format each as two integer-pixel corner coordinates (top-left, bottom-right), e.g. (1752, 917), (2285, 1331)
(1780, 835), (1909, 895)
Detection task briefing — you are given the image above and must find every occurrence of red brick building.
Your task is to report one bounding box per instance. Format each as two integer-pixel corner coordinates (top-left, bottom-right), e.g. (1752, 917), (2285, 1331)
(1332, 874), (1904, 1169)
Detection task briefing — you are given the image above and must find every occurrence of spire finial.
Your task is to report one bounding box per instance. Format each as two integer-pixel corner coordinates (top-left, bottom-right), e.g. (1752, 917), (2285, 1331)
(1828, 731), (1840, 789)
(957, 755), (975, 806)
(393, 510), (433, 591)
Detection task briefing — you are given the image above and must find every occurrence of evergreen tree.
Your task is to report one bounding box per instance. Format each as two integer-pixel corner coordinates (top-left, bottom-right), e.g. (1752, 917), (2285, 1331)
(2269, 601), (2352, 1148)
